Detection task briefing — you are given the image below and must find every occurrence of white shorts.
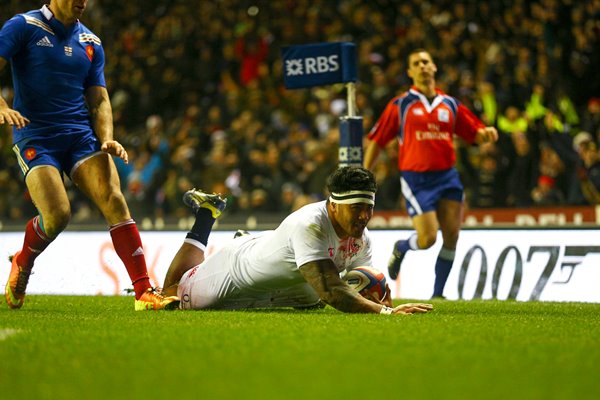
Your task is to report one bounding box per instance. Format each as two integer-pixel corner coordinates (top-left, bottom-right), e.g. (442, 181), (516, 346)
(177, 239), (320, 310)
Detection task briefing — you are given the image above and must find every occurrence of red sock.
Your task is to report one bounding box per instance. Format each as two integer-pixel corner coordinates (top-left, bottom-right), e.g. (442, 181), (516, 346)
(109, 220), (151, 299)
(17, 216), (52, 270)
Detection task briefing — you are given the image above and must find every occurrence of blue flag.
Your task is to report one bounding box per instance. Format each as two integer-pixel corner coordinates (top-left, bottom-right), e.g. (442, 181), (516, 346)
(281, 42), (357, 89)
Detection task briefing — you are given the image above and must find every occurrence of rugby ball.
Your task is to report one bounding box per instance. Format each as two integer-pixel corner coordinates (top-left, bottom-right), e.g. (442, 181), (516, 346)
(343, 266), (387, 302)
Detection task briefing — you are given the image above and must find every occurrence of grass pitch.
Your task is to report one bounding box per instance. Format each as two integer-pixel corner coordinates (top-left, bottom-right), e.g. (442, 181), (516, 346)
(1, 297), (599, 400)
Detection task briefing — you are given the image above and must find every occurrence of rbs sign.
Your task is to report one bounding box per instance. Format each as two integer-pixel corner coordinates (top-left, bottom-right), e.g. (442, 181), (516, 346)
(282, 42), (357, 89)
(285, 55), (340, 75)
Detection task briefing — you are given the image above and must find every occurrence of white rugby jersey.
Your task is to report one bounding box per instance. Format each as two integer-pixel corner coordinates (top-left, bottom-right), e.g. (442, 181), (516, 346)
(229, 200), (372, 291)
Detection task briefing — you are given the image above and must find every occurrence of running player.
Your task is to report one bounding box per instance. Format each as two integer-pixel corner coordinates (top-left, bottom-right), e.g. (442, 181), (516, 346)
(0, 1), (178, 310)
(364, 49), (498, 298)
(163, 166), (433, 315)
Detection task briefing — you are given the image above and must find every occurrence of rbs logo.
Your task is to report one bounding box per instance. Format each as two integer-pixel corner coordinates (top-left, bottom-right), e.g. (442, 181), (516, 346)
(285, 55), (340, 76)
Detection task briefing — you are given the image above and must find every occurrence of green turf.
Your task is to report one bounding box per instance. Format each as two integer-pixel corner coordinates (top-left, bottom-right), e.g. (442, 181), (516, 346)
(1, 297), (599, 400)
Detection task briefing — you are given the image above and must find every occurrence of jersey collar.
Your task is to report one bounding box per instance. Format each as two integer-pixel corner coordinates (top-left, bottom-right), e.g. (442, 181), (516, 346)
(40, 4), (79, 37)
(41, 5), (54, 21)
(409, 87), (444, 113)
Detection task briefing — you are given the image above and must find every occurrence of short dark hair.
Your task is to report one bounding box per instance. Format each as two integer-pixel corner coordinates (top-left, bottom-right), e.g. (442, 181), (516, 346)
(407, 48), (432, 66)
(326, 166), (377, 194)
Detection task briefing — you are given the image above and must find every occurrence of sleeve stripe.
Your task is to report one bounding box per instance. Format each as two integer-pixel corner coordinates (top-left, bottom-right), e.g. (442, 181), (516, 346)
(23, 15), (54, 35)
(12, 144), (29, 175)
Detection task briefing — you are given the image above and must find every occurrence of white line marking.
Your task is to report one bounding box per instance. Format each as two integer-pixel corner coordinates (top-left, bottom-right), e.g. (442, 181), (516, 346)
(0, 328), (20, 341)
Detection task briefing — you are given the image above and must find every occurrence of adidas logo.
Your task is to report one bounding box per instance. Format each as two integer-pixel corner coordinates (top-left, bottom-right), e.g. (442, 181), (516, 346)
(132, 247), (145, 257)
(36, 36), (53, 47)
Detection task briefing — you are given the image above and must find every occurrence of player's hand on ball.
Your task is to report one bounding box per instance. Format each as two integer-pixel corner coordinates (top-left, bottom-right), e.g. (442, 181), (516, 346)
(393, 303), (433, 315)
(101, 140), (129, 163)
(378, 283), (394, 308)
(362, 285), (392, 306)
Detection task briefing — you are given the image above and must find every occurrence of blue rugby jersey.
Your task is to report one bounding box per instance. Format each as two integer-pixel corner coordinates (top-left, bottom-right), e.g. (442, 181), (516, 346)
(0, 5), (106, 143)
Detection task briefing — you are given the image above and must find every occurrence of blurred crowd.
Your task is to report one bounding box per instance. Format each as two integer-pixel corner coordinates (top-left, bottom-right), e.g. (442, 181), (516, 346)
(1, 0), (600, 225)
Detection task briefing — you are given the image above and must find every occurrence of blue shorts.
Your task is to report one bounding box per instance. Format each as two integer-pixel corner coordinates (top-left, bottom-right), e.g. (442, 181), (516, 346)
(12, 132), (101, 179)
(400, 169), (464, 217)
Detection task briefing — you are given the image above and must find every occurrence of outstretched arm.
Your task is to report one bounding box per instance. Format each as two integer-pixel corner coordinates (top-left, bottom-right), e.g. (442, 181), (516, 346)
(299, 259), (432, 314)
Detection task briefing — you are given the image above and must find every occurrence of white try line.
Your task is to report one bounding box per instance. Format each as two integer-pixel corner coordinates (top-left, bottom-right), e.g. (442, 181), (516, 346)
(0, 328), (20, 341)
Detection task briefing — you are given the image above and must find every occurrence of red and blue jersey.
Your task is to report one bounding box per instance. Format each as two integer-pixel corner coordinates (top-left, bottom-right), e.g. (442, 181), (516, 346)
(0, 5), (106, 143)
(368, 87), (484, 172)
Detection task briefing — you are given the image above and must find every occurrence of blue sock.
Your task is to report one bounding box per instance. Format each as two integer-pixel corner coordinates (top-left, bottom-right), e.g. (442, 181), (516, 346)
(396, 233), (418, 253)
(433, 247), (455, 297)
(185, 208), (215, 248)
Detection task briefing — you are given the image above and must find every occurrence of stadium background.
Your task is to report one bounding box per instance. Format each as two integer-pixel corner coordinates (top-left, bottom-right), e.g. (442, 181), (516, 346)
(0, 0), (598, 302)
(1, 0), (599, 232)
(2, 4), (600, 400)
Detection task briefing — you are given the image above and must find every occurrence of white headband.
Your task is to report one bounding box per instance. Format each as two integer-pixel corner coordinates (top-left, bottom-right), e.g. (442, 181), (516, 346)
(329, 190), (375, 205)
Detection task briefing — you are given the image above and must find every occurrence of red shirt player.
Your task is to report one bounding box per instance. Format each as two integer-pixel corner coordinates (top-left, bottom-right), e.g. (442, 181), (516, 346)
(364, 49), (498, 298)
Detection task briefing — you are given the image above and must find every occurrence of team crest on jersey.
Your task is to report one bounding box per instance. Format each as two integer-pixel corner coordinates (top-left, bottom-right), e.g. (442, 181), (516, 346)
(24, 148), (37, 160)
(86, 45), (94, 61)
(338, 238), (361, 260)
(188, 266), (199, 278)
(348, 239), (361, 255)
(438, 109), (449, 122)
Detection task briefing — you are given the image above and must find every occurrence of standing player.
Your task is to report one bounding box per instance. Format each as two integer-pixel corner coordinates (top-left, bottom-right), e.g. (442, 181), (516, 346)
(364, 49), (498, 298)
(0, 1), (178, 310)
(163, 166), (433, 315)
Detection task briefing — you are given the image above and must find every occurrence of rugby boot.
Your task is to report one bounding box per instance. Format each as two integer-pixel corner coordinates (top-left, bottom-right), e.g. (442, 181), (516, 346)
(387, 240), (406, 280)
(134, 288), (180, 311)
(183, 189), (227, 219)
(233, 229), (250, 238)
(5, 251), (31, 309)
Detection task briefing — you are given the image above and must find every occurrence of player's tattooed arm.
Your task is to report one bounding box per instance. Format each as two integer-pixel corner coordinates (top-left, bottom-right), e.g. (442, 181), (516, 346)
(299, 260), (383, 314)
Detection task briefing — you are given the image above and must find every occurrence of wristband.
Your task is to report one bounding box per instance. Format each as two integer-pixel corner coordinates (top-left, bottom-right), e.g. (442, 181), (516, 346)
(380, 306), (393, 315)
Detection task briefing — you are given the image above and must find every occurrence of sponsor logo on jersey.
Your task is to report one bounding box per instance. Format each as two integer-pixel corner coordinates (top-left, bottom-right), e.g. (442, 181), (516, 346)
(413, 108), (424, 115)
(36, 36), (53, 47)
(64, 46), (73, 56)
(415, 131), (451, 141)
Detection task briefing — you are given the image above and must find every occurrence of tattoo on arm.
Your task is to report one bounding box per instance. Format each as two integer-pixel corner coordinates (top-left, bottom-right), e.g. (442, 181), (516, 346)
(299, 260), (381, 314)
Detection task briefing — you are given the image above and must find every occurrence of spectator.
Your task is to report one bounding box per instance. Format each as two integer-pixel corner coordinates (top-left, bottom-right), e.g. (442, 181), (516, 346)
(506, 132), (539, 207)
(581, 98), (600, 142)
(531, 175), (565, 206)
(573, 131), (600, 204)
(1, 0), (600, 223)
